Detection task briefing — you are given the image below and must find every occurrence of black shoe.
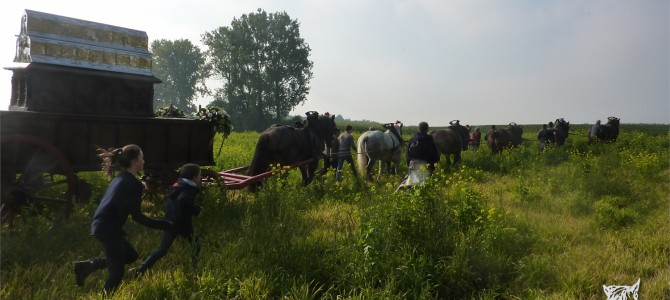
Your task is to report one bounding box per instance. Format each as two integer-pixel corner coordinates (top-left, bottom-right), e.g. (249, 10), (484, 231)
(74, 260), (96, 287)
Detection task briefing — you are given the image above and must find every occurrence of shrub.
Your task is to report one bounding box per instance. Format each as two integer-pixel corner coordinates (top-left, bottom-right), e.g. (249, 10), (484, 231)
(594, 196), (638, 229)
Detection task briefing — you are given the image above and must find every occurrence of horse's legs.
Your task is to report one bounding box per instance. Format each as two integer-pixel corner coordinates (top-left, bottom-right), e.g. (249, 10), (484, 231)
(454, 150), (462, 164)
(377, 160), (384, 180)
(308, 161), (318, 183)
(366, 158), (376, 181)
(299, 165), (309, 185)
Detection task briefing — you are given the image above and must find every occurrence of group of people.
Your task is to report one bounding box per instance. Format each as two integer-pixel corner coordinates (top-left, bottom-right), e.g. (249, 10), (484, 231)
(536, 120), (569, 149)
(323, 121), (442, 188)
(79, 119), (588, 294)
(73, 145), (204, 295)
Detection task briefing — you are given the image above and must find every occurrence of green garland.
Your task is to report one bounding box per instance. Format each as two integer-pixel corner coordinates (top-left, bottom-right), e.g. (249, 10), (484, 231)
(155, 105), (187, 118)
(155, 104), (233, 158)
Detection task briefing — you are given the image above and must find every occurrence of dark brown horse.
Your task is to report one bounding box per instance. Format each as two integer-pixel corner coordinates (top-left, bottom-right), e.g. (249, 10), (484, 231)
(429, 120), (469, 165)
(547, 118), (570, 146)
(248, 111), (337, 191)
(487, 122), (524, 154)
(587, 116), (620, 143)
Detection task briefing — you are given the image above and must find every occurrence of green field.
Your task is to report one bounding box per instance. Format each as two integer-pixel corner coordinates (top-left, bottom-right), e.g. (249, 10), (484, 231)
(1, 124), (668, 299)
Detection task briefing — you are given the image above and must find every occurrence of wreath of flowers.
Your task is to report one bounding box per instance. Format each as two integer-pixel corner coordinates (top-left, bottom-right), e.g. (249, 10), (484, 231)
(197, 105), (232, 140)
(155, 105), (187, 118)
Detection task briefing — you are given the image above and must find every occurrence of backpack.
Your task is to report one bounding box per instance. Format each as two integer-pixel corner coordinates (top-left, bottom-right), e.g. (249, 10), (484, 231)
(408, 139), (422, 158)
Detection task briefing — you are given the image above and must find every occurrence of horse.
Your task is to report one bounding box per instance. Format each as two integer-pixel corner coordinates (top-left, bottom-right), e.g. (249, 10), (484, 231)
(356, 122), (404, 181)
(248, 111), (337, 191)
(487, 122), (524, 154)
(587, 116), (620, 143)
(429, 120), (470, 165)
(547, 118), (570, 146)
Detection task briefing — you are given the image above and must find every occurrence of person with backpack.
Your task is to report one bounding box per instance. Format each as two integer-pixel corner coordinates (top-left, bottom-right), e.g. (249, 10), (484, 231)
(398, 122), (439, 190)
(130, 163), (203, 277)
(406, 122), (439, 171)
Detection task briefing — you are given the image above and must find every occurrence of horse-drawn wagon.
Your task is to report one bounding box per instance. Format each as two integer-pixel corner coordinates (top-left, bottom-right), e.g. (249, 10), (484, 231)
(0, 10), (215, 228)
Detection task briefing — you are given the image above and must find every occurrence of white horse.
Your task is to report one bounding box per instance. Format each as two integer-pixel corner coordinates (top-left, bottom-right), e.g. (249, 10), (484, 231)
(356, 122), (404, 181)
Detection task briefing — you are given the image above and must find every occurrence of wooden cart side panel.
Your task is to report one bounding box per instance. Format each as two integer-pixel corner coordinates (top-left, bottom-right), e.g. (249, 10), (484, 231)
(1, 111), (215, 172)
(87, 121), (117, 169)
(57, 120), (88, 171)
(166, 124), (190, 167)
(142, 122), (168, 170)
(190, 126), (214, 166)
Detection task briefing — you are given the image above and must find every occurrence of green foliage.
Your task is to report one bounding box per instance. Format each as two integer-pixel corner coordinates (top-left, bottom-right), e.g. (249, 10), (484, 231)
(151, 39), (209, 115)
(594, 196), (639, 229)
(202, 9), (313, 131)
(154, 104), (187, 118)
(1, 124), (668, 299)
(355, 168), (533, 298)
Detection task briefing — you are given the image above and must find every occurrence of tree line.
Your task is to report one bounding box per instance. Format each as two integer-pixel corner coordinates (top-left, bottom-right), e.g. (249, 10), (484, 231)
(152, 8), (312, 131)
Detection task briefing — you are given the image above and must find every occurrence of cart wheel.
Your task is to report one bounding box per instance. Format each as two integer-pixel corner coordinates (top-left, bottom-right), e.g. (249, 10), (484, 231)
(142, 169), (179, 202)
(0, 135), (77, 229)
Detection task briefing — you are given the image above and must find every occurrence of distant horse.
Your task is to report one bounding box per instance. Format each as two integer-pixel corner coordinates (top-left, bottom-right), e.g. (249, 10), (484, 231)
(248, 111), (337, 191)
(487, 122), (524, 154)
(357, 122), (404, 181)
(429, 120), (470, 165)
(587, 117), (620, 143)
(547, 118), (570, 146)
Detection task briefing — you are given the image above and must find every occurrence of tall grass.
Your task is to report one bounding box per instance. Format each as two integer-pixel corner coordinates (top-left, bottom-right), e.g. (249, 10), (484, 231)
(1, 125), (668, 299)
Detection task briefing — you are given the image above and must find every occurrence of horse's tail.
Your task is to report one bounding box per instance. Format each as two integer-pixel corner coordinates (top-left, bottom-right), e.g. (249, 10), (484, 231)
(248, 133), (270, 192)
(357, 135), (369, 177)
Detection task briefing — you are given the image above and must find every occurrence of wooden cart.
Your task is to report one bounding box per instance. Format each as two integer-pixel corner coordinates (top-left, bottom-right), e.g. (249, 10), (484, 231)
(1, 10), (215, 228)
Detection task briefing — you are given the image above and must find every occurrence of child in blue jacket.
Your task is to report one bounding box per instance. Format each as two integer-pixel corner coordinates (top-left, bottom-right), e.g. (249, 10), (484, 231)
(131, 163), (203, 276)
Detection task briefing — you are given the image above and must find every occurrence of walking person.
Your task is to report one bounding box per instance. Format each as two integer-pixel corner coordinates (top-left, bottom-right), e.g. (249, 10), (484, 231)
(468, 127), (481, 150)
(131, 163), (203, 277)
(398, 121), (439, 189)
(335, 125), (358, 181)
(73, 144), (172, 295)
(537, 124), (549, 150)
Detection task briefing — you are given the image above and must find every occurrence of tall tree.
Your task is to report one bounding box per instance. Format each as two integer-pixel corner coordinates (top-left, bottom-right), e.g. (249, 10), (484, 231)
(202, 9), (313, 131)
(151, 39), (208, 115)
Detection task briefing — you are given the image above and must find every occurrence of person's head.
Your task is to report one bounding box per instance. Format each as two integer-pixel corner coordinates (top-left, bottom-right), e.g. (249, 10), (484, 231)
(548, 122), (554, 127)
(418, 122), (429, 133)
(345, 125), (353, 132)
(542, 124), (547, 129)
(491, 125), (497, 130)
(180, 163), (202, 184)
(98, 144), (144, 179)
(596, 120), (601, 124)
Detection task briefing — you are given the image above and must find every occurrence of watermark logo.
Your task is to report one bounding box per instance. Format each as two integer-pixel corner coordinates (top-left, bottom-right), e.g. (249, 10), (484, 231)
(603, 278), (640, 300)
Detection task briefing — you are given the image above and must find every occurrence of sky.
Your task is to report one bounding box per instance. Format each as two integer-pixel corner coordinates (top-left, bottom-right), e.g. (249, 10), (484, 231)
(0, 0), (668, 126)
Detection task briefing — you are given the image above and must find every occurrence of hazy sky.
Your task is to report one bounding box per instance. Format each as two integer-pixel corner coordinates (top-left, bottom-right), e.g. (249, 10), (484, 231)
(1, 0), (668, 126)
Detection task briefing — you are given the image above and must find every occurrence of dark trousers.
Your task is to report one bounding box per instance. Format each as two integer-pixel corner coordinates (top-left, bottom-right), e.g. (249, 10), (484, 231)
(92, 234), (139, 294)
(139, 230), (201, 271)
(336, 154), (357, 181)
